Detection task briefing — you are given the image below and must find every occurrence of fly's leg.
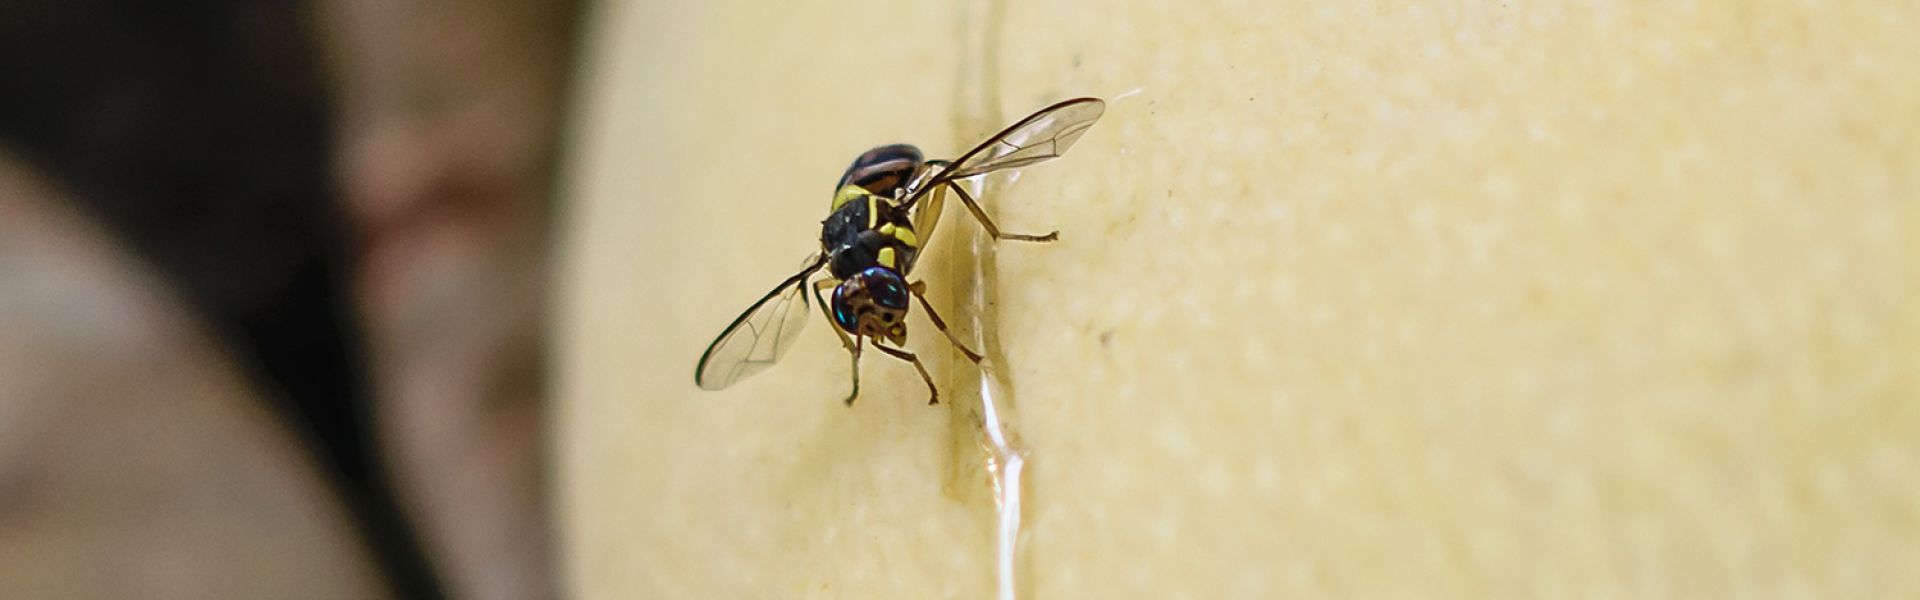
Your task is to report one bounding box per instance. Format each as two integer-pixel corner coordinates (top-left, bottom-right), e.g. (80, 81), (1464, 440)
(843, 338), (863, 406)
(813, 279), (854, 350)
(947, 182), (1059, 242)
(814, 278), (862, 406)
(873, 343), (940, 405)
(907, 280), (982, 363)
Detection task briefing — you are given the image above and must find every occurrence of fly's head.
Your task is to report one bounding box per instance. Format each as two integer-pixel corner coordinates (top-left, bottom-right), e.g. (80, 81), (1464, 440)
(831, 266), (909, 344)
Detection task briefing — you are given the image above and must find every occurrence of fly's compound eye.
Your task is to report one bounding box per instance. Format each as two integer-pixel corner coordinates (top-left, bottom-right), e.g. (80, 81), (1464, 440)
(830, 283), (859, 333)
(860, 267), (909, 311)
(856, 268), (910, 342)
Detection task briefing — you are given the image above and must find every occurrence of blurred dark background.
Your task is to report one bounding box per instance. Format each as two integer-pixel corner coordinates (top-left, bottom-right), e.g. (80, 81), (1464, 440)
(0, 1), (578, 598)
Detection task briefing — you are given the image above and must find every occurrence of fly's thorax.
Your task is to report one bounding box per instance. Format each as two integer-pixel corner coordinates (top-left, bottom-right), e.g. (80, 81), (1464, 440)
(830, 184), (867, 212)
(831, 267), (910, 343)
(821, 188), (921, 279)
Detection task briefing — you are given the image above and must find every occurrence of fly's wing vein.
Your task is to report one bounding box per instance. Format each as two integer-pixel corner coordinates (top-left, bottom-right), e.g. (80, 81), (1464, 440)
(694, 254), (824, 390)
(901, 98), (1105, 238)
(932, 98), (1106, 184)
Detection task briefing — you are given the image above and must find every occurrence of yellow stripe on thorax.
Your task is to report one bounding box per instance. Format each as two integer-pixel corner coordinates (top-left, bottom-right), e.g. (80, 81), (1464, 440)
(831, 185), (866, 211)
(877, 247), (897, 269)
(877, 223), (919, 248)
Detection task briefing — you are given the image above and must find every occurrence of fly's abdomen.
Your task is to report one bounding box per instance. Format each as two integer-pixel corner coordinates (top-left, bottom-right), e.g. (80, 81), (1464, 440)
(835, 144), (923, 199)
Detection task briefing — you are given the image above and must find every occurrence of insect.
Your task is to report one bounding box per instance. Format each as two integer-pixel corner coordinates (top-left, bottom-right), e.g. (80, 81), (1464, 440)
(693, 97), (1106, 405)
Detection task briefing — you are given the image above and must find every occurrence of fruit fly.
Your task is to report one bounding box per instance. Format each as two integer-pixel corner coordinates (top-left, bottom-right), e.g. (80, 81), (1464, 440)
(694, 97), (1105, 405)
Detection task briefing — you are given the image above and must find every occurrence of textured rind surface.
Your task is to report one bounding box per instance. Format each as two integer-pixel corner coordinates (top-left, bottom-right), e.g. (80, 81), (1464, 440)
(557, 0), (1920, 597)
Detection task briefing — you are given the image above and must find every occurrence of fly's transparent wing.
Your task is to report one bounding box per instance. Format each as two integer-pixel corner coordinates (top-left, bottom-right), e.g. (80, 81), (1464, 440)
(694, 254), (825, 390)
(936, 97), (1106, 182)
(900, 97), (1105, 231)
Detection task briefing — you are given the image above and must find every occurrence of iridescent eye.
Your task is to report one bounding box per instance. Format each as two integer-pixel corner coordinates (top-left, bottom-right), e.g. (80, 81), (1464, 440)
(859, 267), (909, 310)
(829, 284), (858, 332)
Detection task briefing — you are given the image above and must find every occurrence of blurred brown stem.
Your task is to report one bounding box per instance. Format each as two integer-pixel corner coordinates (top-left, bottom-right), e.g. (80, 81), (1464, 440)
(319, 0), (577, 597)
